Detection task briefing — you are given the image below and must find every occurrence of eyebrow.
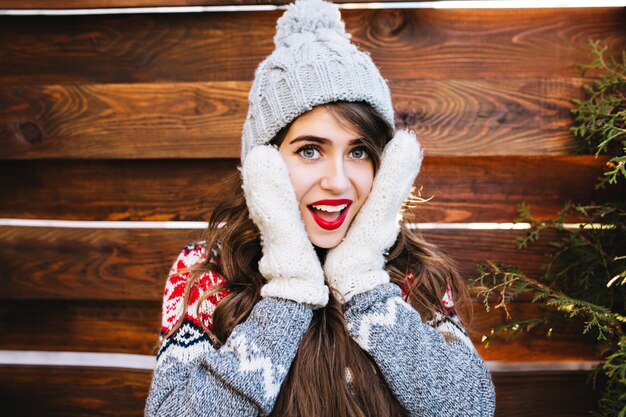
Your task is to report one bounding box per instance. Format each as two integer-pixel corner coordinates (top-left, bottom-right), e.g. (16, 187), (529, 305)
(288, 135), (364, 146)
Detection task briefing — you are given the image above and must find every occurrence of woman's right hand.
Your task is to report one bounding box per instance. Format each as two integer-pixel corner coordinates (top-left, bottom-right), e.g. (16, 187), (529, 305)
(241, 145), (329, 309)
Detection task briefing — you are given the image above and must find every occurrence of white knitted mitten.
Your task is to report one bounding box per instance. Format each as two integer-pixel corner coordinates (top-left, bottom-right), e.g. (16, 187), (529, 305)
(242, 145), (329, 309)
(323, 129), (424, 303)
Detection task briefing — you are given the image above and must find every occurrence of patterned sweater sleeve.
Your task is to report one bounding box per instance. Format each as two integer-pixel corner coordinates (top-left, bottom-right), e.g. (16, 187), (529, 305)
(345, 282), (496, 417)
(145, 242), (314, 417)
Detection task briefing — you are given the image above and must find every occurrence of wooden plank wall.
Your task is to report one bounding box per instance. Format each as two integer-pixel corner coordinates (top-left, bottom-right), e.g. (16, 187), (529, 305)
(1, 1), (625, 415)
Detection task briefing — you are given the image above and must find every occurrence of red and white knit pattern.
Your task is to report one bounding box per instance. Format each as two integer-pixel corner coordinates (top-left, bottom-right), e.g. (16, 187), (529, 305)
(161, 242), (229, 334)
(157, 242), (230, 365)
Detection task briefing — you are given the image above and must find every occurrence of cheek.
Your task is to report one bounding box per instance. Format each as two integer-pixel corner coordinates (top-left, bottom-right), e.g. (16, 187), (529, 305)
(353, 166), (374, 201)
(284, 163), (313, 202)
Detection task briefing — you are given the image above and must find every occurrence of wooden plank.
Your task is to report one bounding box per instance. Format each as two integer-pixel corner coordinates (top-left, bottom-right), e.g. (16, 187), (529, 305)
(392, 78), (584, 156)
(0, 365), (601, 417)
(0, 82), (246, 159)
(0, 226), (588, 300)
(0, 159), (237, 221)
(0, 78), (591, 159)
(0, 300), (161, 355)
(0, 9), (624, 84)
(0, 298), (600, 361)
(0, 365), (151, 417)
(0, 227), (196, 301)
(471, 301), (600, 362)
(0, 156), (621, 222)
(491, 370), (601, 417)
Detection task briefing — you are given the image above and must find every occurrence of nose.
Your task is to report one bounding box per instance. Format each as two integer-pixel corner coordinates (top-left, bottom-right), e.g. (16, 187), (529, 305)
(320, 157), (350, 193)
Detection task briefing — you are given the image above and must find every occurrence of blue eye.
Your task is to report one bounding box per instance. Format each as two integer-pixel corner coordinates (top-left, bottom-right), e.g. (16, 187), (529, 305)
(351, 146), (369, 159)
(297, 145), (320, 159)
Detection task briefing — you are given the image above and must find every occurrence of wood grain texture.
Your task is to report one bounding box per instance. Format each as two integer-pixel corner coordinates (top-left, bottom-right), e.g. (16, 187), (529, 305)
(491, 371), (602, 417)
(0, 298), (601, 361)
(0, 300), (162, 355)
(0, 227), (199, 301)
(0, 365), (151, 417)
(0, 365), (602, 417)
(0, 82), (247, 159)
(0, 226), (590, 300)
(0, 9), (624, 84)
(0, 78), (591, 159)
(0, 156), (621, 221)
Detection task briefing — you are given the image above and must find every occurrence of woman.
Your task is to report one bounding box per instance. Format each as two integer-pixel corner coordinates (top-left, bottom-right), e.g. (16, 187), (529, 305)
(145, 0), (496, 416)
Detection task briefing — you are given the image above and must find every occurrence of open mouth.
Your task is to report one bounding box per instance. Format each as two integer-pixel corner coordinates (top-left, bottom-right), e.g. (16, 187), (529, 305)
(307, 202), (351, 230)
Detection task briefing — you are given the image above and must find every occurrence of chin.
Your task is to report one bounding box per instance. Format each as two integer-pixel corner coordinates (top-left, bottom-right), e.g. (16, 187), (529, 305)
(308, 232), (345, 249)
(311, 239), (338, 249)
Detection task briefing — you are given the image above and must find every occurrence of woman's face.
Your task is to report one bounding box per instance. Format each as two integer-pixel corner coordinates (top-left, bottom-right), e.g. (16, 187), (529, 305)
(278, 106), (375, 249)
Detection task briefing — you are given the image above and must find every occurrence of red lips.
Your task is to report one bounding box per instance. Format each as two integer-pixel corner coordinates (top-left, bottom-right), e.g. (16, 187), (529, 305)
(307, 199), (353, 230)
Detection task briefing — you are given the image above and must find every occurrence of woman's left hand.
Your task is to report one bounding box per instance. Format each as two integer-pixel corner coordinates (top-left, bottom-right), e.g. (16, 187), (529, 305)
(323, 129), (424, 304)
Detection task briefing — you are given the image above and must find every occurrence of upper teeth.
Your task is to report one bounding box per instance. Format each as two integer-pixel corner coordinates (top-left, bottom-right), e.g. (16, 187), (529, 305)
(311, 204), (348, 213)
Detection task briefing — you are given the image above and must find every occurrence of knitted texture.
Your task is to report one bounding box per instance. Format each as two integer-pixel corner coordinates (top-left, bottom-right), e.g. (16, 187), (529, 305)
(324, 129), (424, 303)
(146, 243), (495, 416)
(241, 0), (395, 162)
(157, 242), (472, 362)
(345, 283), (496, 416)
(147, 292), (313, 416)
(241, 145), (329, 309)
(157, 242), (230, 364)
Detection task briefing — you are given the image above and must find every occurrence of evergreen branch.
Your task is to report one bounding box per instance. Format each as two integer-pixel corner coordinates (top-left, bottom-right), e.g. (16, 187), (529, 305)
(470, 39), (626, 417)
(471, 261), (624, 342)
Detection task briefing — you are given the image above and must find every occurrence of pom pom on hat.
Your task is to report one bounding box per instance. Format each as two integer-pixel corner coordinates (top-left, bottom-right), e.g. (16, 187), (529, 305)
(274, 0), (351, 48)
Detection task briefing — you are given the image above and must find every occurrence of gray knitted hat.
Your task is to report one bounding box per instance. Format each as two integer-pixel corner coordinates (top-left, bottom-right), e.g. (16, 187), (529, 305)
(241, 0), (395, 161)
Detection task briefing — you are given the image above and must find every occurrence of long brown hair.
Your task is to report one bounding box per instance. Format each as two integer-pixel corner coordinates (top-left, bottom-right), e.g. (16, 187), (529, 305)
(157, 101), (474, 416)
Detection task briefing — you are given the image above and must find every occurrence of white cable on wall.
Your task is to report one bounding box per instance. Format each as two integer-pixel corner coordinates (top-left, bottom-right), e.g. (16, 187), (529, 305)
(0, 350), (601, 372)
(0, 1), (624, 16)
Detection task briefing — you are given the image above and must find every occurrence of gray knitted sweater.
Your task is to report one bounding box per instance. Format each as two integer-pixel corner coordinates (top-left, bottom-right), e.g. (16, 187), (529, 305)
(145, 242), (496, 416)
